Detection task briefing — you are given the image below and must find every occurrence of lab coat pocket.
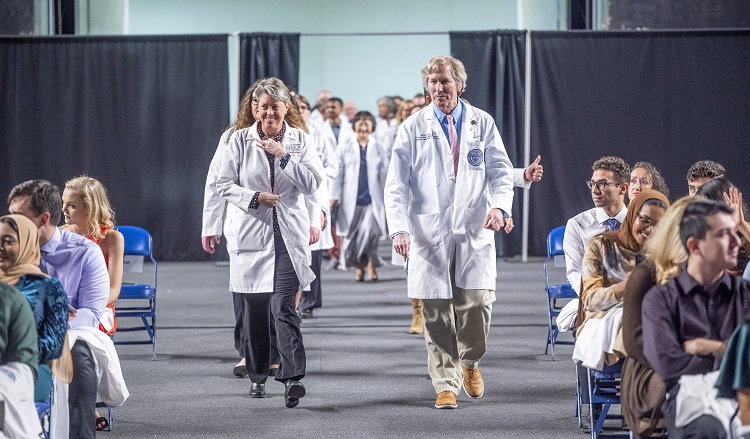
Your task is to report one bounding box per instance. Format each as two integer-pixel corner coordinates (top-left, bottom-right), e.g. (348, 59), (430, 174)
(230, 209), (271, 251)
(410, 213), (441, 247)
(453, 206), (493, 241)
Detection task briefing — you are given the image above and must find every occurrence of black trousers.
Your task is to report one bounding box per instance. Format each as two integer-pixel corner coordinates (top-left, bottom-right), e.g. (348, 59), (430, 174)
(662, 384), (726, 439)
(236, 291), (306, 384)
(299, 249), (323, 312)
(70, 340), (97, 439)
(232, 292), (279, 364)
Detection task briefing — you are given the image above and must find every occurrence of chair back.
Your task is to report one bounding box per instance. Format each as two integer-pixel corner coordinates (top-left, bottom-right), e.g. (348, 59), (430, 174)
(116, 226), (153, 257)
(547, 225), (566, 257)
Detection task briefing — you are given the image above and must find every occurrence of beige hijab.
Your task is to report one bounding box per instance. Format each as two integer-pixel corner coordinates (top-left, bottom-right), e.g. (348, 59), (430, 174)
(0, 214), (48, 285)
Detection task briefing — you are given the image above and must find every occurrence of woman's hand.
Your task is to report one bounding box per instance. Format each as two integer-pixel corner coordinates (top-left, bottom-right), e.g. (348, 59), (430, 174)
(258, 192), (280, 208)
(684, 338), (726, 356)
(613, 272), (632, 300)
(724, 187), (750, 239)
(309, 227), (320, 245)
(256, 138), (287, 159)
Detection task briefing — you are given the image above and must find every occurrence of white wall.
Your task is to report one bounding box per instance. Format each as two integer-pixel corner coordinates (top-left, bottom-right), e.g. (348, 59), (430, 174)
(89, 0), (561, 116)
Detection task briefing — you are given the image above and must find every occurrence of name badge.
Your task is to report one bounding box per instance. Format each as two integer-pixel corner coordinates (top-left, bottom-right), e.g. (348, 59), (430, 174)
(467, 148), (484, 167)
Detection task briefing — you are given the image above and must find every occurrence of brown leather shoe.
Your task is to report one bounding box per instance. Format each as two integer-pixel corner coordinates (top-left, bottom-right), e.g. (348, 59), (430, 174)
(462, 366), (484, 398)
(434, 390), (457, 409)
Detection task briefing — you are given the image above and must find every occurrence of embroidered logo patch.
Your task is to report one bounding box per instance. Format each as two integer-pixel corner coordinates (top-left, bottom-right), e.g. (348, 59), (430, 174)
(416, 133), (440, 141)
(286, 143), (303, 154)
(467, 148), (484, 167)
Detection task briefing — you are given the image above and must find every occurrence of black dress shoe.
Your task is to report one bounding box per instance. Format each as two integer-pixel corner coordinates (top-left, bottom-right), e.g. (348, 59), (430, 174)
(284, 380), (305, 408)
(249, 382), (266, 398)
(233, 364), (248, 378)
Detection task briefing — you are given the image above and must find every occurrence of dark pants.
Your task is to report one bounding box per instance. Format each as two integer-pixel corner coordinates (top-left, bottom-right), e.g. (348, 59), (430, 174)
(70, 340), (97, 439)
(236, 291), (306, 385)
(299, 250), (323, 312)
(233, 292), (279, 364)
(662, 384), (726, 439)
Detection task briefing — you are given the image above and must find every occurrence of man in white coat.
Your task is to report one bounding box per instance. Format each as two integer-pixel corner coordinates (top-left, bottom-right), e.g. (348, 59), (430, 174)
(384, 55), (515, 409)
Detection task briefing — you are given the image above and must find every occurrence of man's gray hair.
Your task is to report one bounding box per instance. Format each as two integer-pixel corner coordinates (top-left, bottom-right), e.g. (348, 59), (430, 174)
(421, 55), (468, 94)
(253, 77), (291, 104)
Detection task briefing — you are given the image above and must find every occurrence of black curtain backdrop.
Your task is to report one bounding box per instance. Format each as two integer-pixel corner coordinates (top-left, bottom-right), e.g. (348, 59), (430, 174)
(450, 30), (526, 256)
(0, 35), (229, 260)
(528, 30), (750, 256)
(239, 33), (300, 97)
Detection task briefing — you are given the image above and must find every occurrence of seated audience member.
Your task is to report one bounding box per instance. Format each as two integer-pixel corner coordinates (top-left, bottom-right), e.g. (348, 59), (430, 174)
(627, 161), (670, 205)
(0, 282), (42, 438)
(697, 177), (750, 277)
(8, 179), (109, 439)
(574, 191), (669, 368)
(61, 176), (125, 431)
(686, 160), (725, 196)
(0, 215), (67, 404)
(412, 93), (426, 107)
(716, 316), (750, 439)
(62, 176), (124, 337)
(621, 197), (695, 438)
(643, 199), (750, 438)
(564, 156), (630, 295)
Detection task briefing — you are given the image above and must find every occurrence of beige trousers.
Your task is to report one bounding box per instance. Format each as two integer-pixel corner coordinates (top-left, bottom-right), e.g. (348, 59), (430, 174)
(422, 272), (495, 394)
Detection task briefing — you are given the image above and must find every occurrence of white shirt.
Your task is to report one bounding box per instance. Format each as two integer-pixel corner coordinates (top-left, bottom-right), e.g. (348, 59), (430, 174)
(563, 206), (628, 294)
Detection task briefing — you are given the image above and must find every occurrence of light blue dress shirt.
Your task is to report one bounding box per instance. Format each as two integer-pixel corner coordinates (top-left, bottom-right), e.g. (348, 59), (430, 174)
(40, 228), (109, 329)
(432, 100), (464, 144)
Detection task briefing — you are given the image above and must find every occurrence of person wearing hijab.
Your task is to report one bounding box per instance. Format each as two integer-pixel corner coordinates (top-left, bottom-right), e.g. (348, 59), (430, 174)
(576, 190), (670, 338)
(0, 214), (68, 402)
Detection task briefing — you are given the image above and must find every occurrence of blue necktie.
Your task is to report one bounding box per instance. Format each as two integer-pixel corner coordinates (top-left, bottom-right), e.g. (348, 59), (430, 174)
(605, 218), (621, 232)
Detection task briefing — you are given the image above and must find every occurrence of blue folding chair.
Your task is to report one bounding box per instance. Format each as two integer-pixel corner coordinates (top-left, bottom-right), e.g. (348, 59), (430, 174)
(36, 389), (52, 439)
(113, 225), (158, 360)
(586, 360), (629, 439)
(544, 226), (578, 360)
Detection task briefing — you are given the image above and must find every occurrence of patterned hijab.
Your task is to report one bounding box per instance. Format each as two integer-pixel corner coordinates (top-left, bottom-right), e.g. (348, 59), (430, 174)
(0, 214), (48, 286)
(602, 189), (670, 254)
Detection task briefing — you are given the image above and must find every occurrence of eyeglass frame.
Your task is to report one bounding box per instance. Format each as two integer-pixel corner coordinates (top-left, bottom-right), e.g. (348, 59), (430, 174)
(586, 180), (624, 191)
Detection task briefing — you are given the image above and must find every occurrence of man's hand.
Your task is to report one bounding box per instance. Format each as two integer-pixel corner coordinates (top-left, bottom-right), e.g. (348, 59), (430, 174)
(684, 338), (726, 357)
(524, 155), (543, 183)
(393, 233), (410, 260)
(483, 208), (512, 234)
(309, 227), (320, 245)
(259, 192), (280, 208)
(330, 199), (340, 207)
(202, 236), (221, 254)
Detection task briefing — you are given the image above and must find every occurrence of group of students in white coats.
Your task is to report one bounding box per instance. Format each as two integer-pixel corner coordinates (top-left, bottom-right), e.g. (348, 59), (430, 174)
(200, 60), (546, 408)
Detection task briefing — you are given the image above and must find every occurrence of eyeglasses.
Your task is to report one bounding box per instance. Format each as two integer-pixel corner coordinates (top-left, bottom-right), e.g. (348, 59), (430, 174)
(636, 214), (655, 228)
(586, 180), (621, 191)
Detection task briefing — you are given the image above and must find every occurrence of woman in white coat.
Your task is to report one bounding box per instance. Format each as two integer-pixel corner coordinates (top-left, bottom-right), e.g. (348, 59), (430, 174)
(296, 95), (339, 318)
(216, 77), (323, 408)
(331, 111), (388, 282)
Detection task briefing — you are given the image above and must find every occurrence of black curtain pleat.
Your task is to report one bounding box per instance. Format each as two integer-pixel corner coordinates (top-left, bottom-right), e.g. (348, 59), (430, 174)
(450, 30), (527, 257)
(239, 33), (300, 96)
(0, 35), (229, 260)
(528, 30), (750, 256)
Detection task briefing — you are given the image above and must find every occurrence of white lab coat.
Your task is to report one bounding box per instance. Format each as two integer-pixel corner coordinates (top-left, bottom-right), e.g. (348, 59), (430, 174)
(307, 122), (339, 251)
(384, 103), (515, 299)
(202, 128), (233, 238)
(320, 118), (356, 154)
(216, 122), (324, 293)
(330, 136), (388, 237)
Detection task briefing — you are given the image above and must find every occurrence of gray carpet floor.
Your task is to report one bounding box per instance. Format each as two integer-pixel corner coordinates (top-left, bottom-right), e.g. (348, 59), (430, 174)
(102, 245), (604, 438)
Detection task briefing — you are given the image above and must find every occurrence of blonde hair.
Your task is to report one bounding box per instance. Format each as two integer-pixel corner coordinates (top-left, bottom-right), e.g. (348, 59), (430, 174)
(421, 55), (468, 94)
(64, 176), (115, 240)
(644, 196), (696, 284)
